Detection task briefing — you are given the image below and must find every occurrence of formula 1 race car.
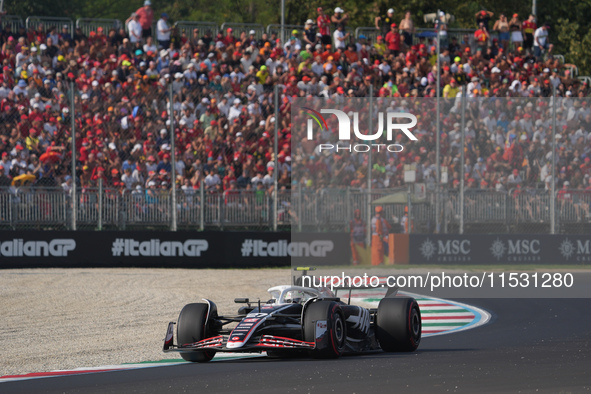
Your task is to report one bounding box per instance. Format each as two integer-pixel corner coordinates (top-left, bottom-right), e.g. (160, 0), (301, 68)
(163, 270), (421, 361)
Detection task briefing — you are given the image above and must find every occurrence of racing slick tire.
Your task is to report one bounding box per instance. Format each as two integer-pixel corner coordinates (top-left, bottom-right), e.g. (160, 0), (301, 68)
(177, 303), (216, 362)
(303, 301), (347, 358)
(375, 297), (421, 352)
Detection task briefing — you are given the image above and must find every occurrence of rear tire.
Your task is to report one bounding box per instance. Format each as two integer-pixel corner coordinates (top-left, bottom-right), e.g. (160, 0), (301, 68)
(375, 297), (421, 352)
(303, 301), (346, 358)
(177, 303), (216, 362)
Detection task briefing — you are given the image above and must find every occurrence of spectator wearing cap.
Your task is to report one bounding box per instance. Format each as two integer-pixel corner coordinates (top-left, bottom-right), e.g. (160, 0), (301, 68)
(399, 10), (415, 49)
(223, 28), (236, 47)
(126, 13), (143, 44)
(507, 169), (523, 187)
(59, 24), (72, 43)
(13, 79), (28, 96)
(157, 152), (172, 174)
(373, 35), (387, 56)
(475, 9), (494, 30)
(135, 0), (154, 38)
(15, 45), (29, 74)
(467, 76), (481, 97)
(385, 23), (401, 56)
(194, 97), (210, 118)
(247, 29), (257, 44)
(375, 7), (395, 37)
(0, 164), (11, 187)
(183, 62), (197, 82)
(156, 129), (170, 147)
(228, 98), (242, 122)
(316, 7), (332, 46)
(443, 78), (459, 98)
(331, 7), (349, 30)
(157, 13), (171, 49)
(303, 19), (318, 47)
(509, 14), (523, 50)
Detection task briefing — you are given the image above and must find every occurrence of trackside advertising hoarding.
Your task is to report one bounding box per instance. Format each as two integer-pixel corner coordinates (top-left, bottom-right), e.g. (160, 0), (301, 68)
(0, 232), (349, 269)
(410, 234), (591, 264)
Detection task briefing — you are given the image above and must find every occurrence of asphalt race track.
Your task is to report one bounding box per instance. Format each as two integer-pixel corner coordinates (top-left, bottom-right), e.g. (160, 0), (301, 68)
(3, 297), (590, 393)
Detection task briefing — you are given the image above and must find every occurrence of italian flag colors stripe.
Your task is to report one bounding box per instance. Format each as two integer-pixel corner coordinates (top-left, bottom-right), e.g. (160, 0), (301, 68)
(357, 290), (490, 337)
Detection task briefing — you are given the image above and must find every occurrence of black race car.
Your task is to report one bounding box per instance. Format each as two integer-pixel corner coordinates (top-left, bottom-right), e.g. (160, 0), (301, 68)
(163, 274), (421, 361)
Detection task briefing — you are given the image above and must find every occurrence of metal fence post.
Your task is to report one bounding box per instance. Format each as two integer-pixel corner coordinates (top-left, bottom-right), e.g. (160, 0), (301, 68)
(70, 80), (77, 231)
(120, 190), (126, 230)
(504, 191), (510, 233)
(219, 193), (224, 230)
(280, 0), (285, 44)
(169, 83), (177, 231)
(9, 193), (14, 228)
(443, 189), (448, 234)
(346, 187), (351, 229)
(273, 84), (279, 231)
(98, 178), (103, 231)
(199, 179), (205, 231)
(459, 86), (467, 234)
(407, 184), (412, 235)
(366, 84), (373, 246)
(551, 87), (557, 234)
(435, 9), (441, 234)
(297, 182), (302, 232)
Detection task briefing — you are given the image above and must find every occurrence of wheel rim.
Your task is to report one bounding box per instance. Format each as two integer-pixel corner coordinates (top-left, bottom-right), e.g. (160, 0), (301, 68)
(411, 309), (421, 337)
(334, 315), (345, 346)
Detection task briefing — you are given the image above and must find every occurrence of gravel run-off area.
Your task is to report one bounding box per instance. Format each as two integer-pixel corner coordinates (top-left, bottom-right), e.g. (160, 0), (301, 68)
(0, 268), (290, 376)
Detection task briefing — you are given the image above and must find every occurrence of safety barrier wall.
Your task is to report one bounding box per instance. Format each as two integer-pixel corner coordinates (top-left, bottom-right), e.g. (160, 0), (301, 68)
(1, 231), (587, 268)
(0, 231), (349, 268)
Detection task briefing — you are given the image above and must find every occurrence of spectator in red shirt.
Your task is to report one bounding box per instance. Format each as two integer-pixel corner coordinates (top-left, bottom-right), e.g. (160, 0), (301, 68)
(317, 7), (331, 46)
(135, 0), (154, 39)
(474, 22), (489, 51)
(223, 28), (236, 47)
(385, 23), (401, 56)
(522, 14), (537, 51)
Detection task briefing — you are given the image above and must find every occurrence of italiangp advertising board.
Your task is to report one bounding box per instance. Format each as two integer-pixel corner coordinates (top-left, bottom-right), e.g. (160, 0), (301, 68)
(0, 231), (349, 268)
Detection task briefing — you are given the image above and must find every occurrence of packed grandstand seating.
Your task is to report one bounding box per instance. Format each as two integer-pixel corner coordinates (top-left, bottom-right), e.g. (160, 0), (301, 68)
(0, 7), (590, 206)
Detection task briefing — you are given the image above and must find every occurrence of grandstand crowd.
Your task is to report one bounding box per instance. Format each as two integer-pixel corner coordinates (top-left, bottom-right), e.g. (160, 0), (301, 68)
(0, 1), (590, 200)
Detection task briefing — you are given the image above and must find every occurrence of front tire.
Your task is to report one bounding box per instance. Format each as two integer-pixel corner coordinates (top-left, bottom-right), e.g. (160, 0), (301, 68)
(303, 301), (347, 358)
(375, 297), (421, 352)
(177, 303), (216, 362)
